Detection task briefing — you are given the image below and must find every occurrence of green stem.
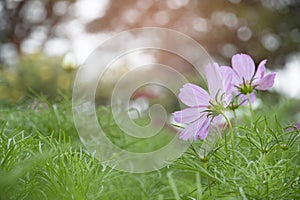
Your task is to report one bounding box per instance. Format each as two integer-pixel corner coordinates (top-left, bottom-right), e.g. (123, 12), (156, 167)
(196, 172), (202, 200)
(203, 161), (212, 198)
(247, 93), (254, 120)
(224, 125), (228, 159)
(233, 109), (237, 119)
(259, 153), (269, 198)
(222, 112), (235, 162)
(167, 172), (180, 200)
(281, 150), (285, 160)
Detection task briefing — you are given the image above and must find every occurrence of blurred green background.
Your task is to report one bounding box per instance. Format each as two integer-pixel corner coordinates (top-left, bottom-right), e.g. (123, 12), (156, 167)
(0, 0), (300, 104)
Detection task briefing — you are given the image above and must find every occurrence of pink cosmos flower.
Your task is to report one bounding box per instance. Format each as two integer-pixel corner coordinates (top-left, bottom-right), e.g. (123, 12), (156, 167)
(295, 122), (300, 130)
(288, 122), (300, 132)
(221, 54), (276, 98)
(286, 122), (300, 137)
(173, 63), (232, 140)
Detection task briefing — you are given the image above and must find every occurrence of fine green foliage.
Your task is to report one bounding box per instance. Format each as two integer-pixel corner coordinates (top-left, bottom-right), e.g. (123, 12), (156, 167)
(0, 97), (299, 199)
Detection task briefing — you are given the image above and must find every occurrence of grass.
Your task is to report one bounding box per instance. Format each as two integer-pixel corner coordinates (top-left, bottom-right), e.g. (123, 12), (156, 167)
(0, 96), (299, 199)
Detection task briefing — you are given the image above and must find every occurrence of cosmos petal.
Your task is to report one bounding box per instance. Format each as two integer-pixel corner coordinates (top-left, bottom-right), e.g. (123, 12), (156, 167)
(198, 118), (211, 140)
(206, 62), (223, 100)
(173, 107), (205, 123)
(179, 116), (206, 141)
(212, 115), (223, 125)
(220, 66), (239, 85)
(254, 59), (267, 80)
(232, 54), (255, 81)
(178, 83), (210, 107)
(220, 66), (234, 93)
(255, 72), (276, 90)
(211, 66), (232, 105)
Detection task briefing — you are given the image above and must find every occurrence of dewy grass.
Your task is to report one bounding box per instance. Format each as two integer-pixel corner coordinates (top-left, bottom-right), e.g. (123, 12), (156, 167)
(0, 97), (300, 199)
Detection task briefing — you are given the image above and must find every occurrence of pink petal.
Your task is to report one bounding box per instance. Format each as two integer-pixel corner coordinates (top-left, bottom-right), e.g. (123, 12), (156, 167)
(206, 62), (223, 100)
(179, 116), (206, 140)
(232, 54), (255, 81)
(178, 83), (210, 107)
(220, 66), (240, 84)
(173, 107), (205, 123)
(197, 118), (210, 140)
(254, 59), (267, 80)
(218, 66), (233, 105)
(224, 93), (233, 107)
(220, 66), (234, 93)
(255, 72), (276, 90)
(220, 66), (239, 103)
(212, 115), (223, 125)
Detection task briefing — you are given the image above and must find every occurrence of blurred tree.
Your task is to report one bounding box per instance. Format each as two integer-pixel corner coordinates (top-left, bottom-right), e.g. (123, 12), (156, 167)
(85, 0), (300, 68)
(1, 0), (300, 68)
(0, 0), (73, 64)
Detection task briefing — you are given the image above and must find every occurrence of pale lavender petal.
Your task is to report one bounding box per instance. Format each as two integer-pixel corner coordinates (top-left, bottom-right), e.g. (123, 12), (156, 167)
(206, 62), (223, 99)
(173, 107), (205, 123)
(179, 116), (206, 141)
(198, 118), (210, 140)
(232, 54), (255, 81)
(178, 83), (210, 107)
(255, 72), (276, 90)
(219, 66), (233, 105)
(212, 115), (223, 125)
(220, 66), (240, 84)
(254, 59), (267, 80)
(220, 66), (234, 93)
(224, 93), (233, 107)
(239, 93), (256, 106)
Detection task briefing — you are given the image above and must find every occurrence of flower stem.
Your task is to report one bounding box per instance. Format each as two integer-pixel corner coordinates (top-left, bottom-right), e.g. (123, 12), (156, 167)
(247, 93), (254, 120)
(203, 161), (212, 197)
(224, 125), (228, 158)
(259, 152), (269, 198)
(221, 113), (235, 161)
(233, 109), (237, 118)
